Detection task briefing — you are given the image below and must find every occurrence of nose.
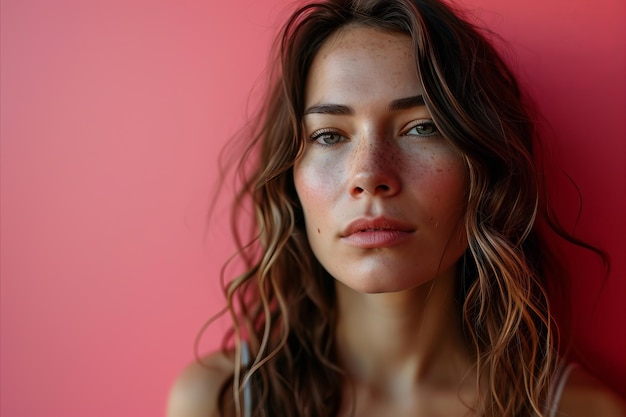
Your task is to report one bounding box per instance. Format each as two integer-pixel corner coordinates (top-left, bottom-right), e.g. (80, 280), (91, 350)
(348, 140), (401, 198)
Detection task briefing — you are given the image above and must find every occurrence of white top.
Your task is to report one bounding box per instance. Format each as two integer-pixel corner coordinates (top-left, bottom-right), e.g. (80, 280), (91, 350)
(545, 362), (577, 417)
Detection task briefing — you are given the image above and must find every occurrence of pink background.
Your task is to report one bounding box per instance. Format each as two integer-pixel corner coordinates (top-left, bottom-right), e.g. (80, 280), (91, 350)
(1, 0), (624, 415)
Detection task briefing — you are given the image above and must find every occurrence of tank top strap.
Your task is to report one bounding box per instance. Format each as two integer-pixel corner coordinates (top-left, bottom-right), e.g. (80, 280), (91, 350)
(241, 342), (252, 417)
(545, 362), (577, 417)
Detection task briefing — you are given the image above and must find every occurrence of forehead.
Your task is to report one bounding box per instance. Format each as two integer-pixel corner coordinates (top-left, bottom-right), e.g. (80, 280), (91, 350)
(305, 26), (421, 105)
(318, 25), (414, 56)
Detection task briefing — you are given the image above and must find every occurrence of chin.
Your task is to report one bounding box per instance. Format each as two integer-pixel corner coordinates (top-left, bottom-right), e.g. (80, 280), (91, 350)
(334, 274), (434, 295)
(329, 260), (461, 296)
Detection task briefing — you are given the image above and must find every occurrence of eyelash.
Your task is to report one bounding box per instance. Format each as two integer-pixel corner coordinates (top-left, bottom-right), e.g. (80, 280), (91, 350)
(403, 120), (439, 137)
(309, 128), (346, 147)
(308, 120), (440, 147)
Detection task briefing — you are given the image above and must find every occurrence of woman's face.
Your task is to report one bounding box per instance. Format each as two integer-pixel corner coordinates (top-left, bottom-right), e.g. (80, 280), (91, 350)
(293, 26), (468, 293)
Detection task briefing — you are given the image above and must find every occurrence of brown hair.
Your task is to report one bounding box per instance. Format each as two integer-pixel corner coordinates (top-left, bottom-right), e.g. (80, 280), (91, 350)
(204, 0), (590, 415)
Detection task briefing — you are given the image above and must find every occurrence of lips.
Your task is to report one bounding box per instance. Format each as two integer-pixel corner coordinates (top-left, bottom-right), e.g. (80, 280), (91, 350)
(341, 217), (415, 248)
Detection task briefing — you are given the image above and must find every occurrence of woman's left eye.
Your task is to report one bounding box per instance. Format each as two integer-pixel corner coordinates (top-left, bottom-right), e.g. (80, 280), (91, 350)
(405, 121), (439, 137)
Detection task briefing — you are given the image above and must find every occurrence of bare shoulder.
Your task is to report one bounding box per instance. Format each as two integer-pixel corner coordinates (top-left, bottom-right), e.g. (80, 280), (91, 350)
(557, 365), (626, 417)
(167, 350), (235, 417)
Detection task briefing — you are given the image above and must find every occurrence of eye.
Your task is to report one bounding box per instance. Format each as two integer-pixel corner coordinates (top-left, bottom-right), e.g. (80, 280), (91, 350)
(310, 129), (346, 146)
(404, 121), (439, 137)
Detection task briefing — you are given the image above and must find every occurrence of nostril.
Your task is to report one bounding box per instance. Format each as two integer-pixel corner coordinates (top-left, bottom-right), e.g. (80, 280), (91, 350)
(349, 171), (399, 197)
(352, 183), (392, 195)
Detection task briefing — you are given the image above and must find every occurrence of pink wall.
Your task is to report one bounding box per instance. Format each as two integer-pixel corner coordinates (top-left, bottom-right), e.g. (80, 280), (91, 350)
(1, 0), (624, 415)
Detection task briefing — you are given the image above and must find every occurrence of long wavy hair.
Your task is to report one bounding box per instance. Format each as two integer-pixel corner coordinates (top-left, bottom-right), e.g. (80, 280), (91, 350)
(204, 0), (592, 415)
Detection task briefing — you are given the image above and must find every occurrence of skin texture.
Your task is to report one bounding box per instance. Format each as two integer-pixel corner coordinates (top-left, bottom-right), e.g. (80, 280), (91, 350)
(167, 27), (626, 417)
(294, 26), (468, 295)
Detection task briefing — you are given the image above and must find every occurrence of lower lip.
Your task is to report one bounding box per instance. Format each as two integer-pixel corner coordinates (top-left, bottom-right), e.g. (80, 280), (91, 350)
(341, 230), (413, 248)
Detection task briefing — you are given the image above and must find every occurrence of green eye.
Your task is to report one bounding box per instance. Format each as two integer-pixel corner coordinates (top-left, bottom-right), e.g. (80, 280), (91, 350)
(318, 133), (344, 144)
(310, 129), (346, 146)
(406, 122), (438, 136)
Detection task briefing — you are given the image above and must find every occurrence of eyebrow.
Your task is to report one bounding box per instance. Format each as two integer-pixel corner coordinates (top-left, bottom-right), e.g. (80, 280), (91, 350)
(303, 95), (425, 116)
(389, 95), (425, 111)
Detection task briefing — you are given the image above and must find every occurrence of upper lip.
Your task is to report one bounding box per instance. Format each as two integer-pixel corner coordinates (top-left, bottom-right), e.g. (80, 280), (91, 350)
(341, 217), (415, 237)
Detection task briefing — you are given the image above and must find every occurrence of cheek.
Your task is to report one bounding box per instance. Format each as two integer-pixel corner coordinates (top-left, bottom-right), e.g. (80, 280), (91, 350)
(408, 150), (468, 217)
(433, 156), (467, 198)
(293, 157), (343, 226)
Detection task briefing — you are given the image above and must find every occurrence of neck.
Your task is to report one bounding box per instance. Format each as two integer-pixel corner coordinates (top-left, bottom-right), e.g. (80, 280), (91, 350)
(334, 270), (474, 393)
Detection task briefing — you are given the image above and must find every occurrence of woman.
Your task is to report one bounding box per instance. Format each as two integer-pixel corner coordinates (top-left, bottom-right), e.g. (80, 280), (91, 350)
(168, 0), (626, 416)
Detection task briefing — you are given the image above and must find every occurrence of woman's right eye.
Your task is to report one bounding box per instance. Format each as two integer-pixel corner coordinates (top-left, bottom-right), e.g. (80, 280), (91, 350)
(310, 129), (346, 146)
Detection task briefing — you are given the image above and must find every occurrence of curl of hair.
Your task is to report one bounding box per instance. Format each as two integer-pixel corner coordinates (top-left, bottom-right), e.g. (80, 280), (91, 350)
(207, 0), (598, 416)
